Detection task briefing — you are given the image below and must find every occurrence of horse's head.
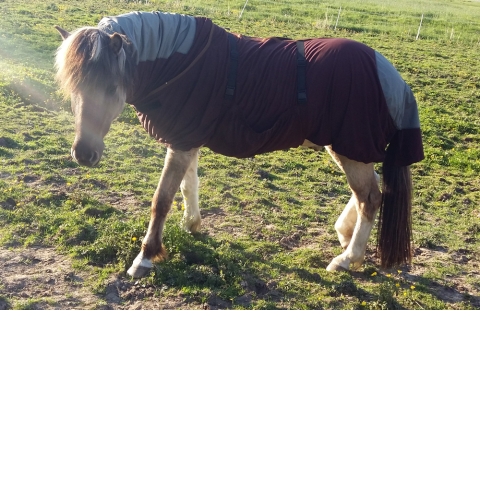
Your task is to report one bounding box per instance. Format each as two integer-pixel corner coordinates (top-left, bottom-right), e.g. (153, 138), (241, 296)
(55, 26), (133, 167)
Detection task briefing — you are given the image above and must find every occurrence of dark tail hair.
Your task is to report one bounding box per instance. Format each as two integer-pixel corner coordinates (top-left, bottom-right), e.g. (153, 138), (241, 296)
(376, 161), (412, 268)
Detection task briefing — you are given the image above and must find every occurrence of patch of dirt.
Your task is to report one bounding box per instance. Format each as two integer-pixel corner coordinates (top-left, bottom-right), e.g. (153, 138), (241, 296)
(279, 232), (302, 249)
(103, 275), (203, 310)
(233, 276), (283, 308)
(403, 247), (480, 307)
(199, 208), (253, 239)
(97, 191), (145, 215)
(0, 246), (202, 310)
(0, 246), (100, 309)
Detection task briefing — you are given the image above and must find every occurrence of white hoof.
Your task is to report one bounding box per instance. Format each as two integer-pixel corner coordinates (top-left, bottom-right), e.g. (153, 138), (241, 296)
(326, 257), (350, 272)
(127, 253), (154, 279)
(182, 214), (201, 233)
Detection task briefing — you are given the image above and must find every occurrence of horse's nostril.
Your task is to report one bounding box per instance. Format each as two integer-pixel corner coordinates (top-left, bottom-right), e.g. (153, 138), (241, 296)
(90, 151), (100, 166)
(72, 142), (102, 167)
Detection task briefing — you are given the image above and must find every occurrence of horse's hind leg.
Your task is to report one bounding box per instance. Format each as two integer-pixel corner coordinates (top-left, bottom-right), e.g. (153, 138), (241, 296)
(333, 171), (381, 249)
(334, 194), (357, 249)
(180, 150), (201, 233)
(325, 148), (381, 271)
(127, 147), (198, 279)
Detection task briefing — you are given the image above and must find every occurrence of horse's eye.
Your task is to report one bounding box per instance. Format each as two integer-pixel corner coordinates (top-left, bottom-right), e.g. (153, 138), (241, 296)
(106, 85), (117, 96)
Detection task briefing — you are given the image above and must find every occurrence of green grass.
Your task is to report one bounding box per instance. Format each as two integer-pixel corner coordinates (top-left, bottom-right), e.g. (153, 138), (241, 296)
(0, 0), (479, 309)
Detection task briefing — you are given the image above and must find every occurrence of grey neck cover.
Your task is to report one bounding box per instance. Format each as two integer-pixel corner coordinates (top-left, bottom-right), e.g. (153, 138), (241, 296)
(98, 11), (196, 63)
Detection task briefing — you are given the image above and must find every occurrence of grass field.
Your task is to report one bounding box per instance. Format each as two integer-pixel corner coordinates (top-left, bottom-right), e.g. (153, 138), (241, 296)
(0, 0), (479, 309)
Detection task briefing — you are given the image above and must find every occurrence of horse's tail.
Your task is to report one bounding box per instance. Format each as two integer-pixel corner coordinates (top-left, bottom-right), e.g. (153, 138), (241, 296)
(376, 160), (413, 269)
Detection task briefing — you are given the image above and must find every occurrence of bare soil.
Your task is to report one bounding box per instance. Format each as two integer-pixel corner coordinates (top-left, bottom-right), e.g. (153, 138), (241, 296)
(405, 247), (480, 307)
(0, 246), (204, 310)
(1, 243), (478, 310)
(0, 246), (100, 310)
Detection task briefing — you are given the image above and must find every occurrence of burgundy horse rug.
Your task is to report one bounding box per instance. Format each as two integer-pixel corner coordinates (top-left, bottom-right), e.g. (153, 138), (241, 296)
(97, 12), (424, 167)
(55, 11), (425, 278)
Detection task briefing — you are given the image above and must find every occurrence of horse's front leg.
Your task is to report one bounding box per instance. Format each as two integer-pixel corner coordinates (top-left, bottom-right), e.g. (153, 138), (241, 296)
(127, 147), (198, 279)
(180, 149), (201, 233)
(325, 149), (381, 271)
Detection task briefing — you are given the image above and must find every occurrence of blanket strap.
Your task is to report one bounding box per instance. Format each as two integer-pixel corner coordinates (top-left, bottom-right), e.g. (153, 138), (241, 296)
(224, 34), (239, 100)
(296, 40), (307, 104)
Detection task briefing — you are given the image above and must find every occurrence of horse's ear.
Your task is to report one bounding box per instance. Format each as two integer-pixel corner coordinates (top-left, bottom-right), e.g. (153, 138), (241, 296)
(109, 33), (124, 56)
(55, 26), (70, 40)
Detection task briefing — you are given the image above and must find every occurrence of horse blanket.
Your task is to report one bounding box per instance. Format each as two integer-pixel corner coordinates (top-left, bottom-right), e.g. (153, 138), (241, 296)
(99, 12), (424, 166)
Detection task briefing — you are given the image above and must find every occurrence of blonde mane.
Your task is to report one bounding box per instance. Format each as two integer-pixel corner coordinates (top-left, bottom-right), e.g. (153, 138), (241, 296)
(55, 27), (133, 97)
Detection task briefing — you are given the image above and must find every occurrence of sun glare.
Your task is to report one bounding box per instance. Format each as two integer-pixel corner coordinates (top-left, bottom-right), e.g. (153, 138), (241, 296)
(0, 32), (58, 109)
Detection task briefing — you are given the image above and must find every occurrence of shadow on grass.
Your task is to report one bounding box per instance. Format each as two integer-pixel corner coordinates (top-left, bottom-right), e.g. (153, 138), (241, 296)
(403, 271), (480, 309)
(84, 219), (478, 310)
(0, 295), (12, 310)
(120, 226), (377, 310)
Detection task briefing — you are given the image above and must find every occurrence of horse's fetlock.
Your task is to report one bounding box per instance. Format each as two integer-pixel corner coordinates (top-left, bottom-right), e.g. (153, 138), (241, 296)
(141, 242), (167, 262)
(151, 244), (168, 262)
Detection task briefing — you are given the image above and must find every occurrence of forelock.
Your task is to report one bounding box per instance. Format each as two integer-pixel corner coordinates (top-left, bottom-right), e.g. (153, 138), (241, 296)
(55, 27), (125, 96)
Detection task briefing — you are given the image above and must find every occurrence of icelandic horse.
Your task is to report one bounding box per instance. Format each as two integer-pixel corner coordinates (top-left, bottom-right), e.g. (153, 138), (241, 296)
(54, 11), (424, 278)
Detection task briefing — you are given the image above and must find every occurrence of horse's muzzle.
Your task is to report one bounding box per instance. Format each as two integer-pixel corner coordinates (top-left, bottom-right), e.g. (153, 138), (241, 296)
(71, 140), (103, 167)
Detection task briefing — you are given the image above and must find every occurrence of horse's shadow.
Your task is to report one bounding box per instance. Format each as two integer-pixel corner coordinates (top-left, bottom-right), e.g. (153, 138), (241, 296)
(117, 228), (384, 309)
(400, 271), (480, 309)
(150, 230), (478, 309)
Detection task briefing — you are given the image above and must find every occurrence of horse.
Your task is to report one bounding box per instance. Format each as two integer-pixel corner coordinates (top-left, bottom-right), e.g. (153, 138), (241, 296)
(54, 11), (424, 279)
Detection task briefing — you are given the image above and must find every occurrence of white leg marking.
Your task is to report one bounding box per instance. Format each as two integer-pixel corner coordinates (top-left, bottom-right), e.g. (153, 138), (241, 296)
(127, 251), (154, 278)
(180, 149), (201, 233)
(327, 211), (376, 272)
(325, 147), (381, 272)
(335, 194), (357, 249)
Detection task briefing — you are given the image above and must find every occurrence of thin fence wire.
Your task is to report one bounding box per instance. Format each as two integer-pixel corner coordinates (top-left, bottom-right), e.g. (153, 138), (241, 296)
(152, 0), (480, 44)
(157, 0), (480, 23)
